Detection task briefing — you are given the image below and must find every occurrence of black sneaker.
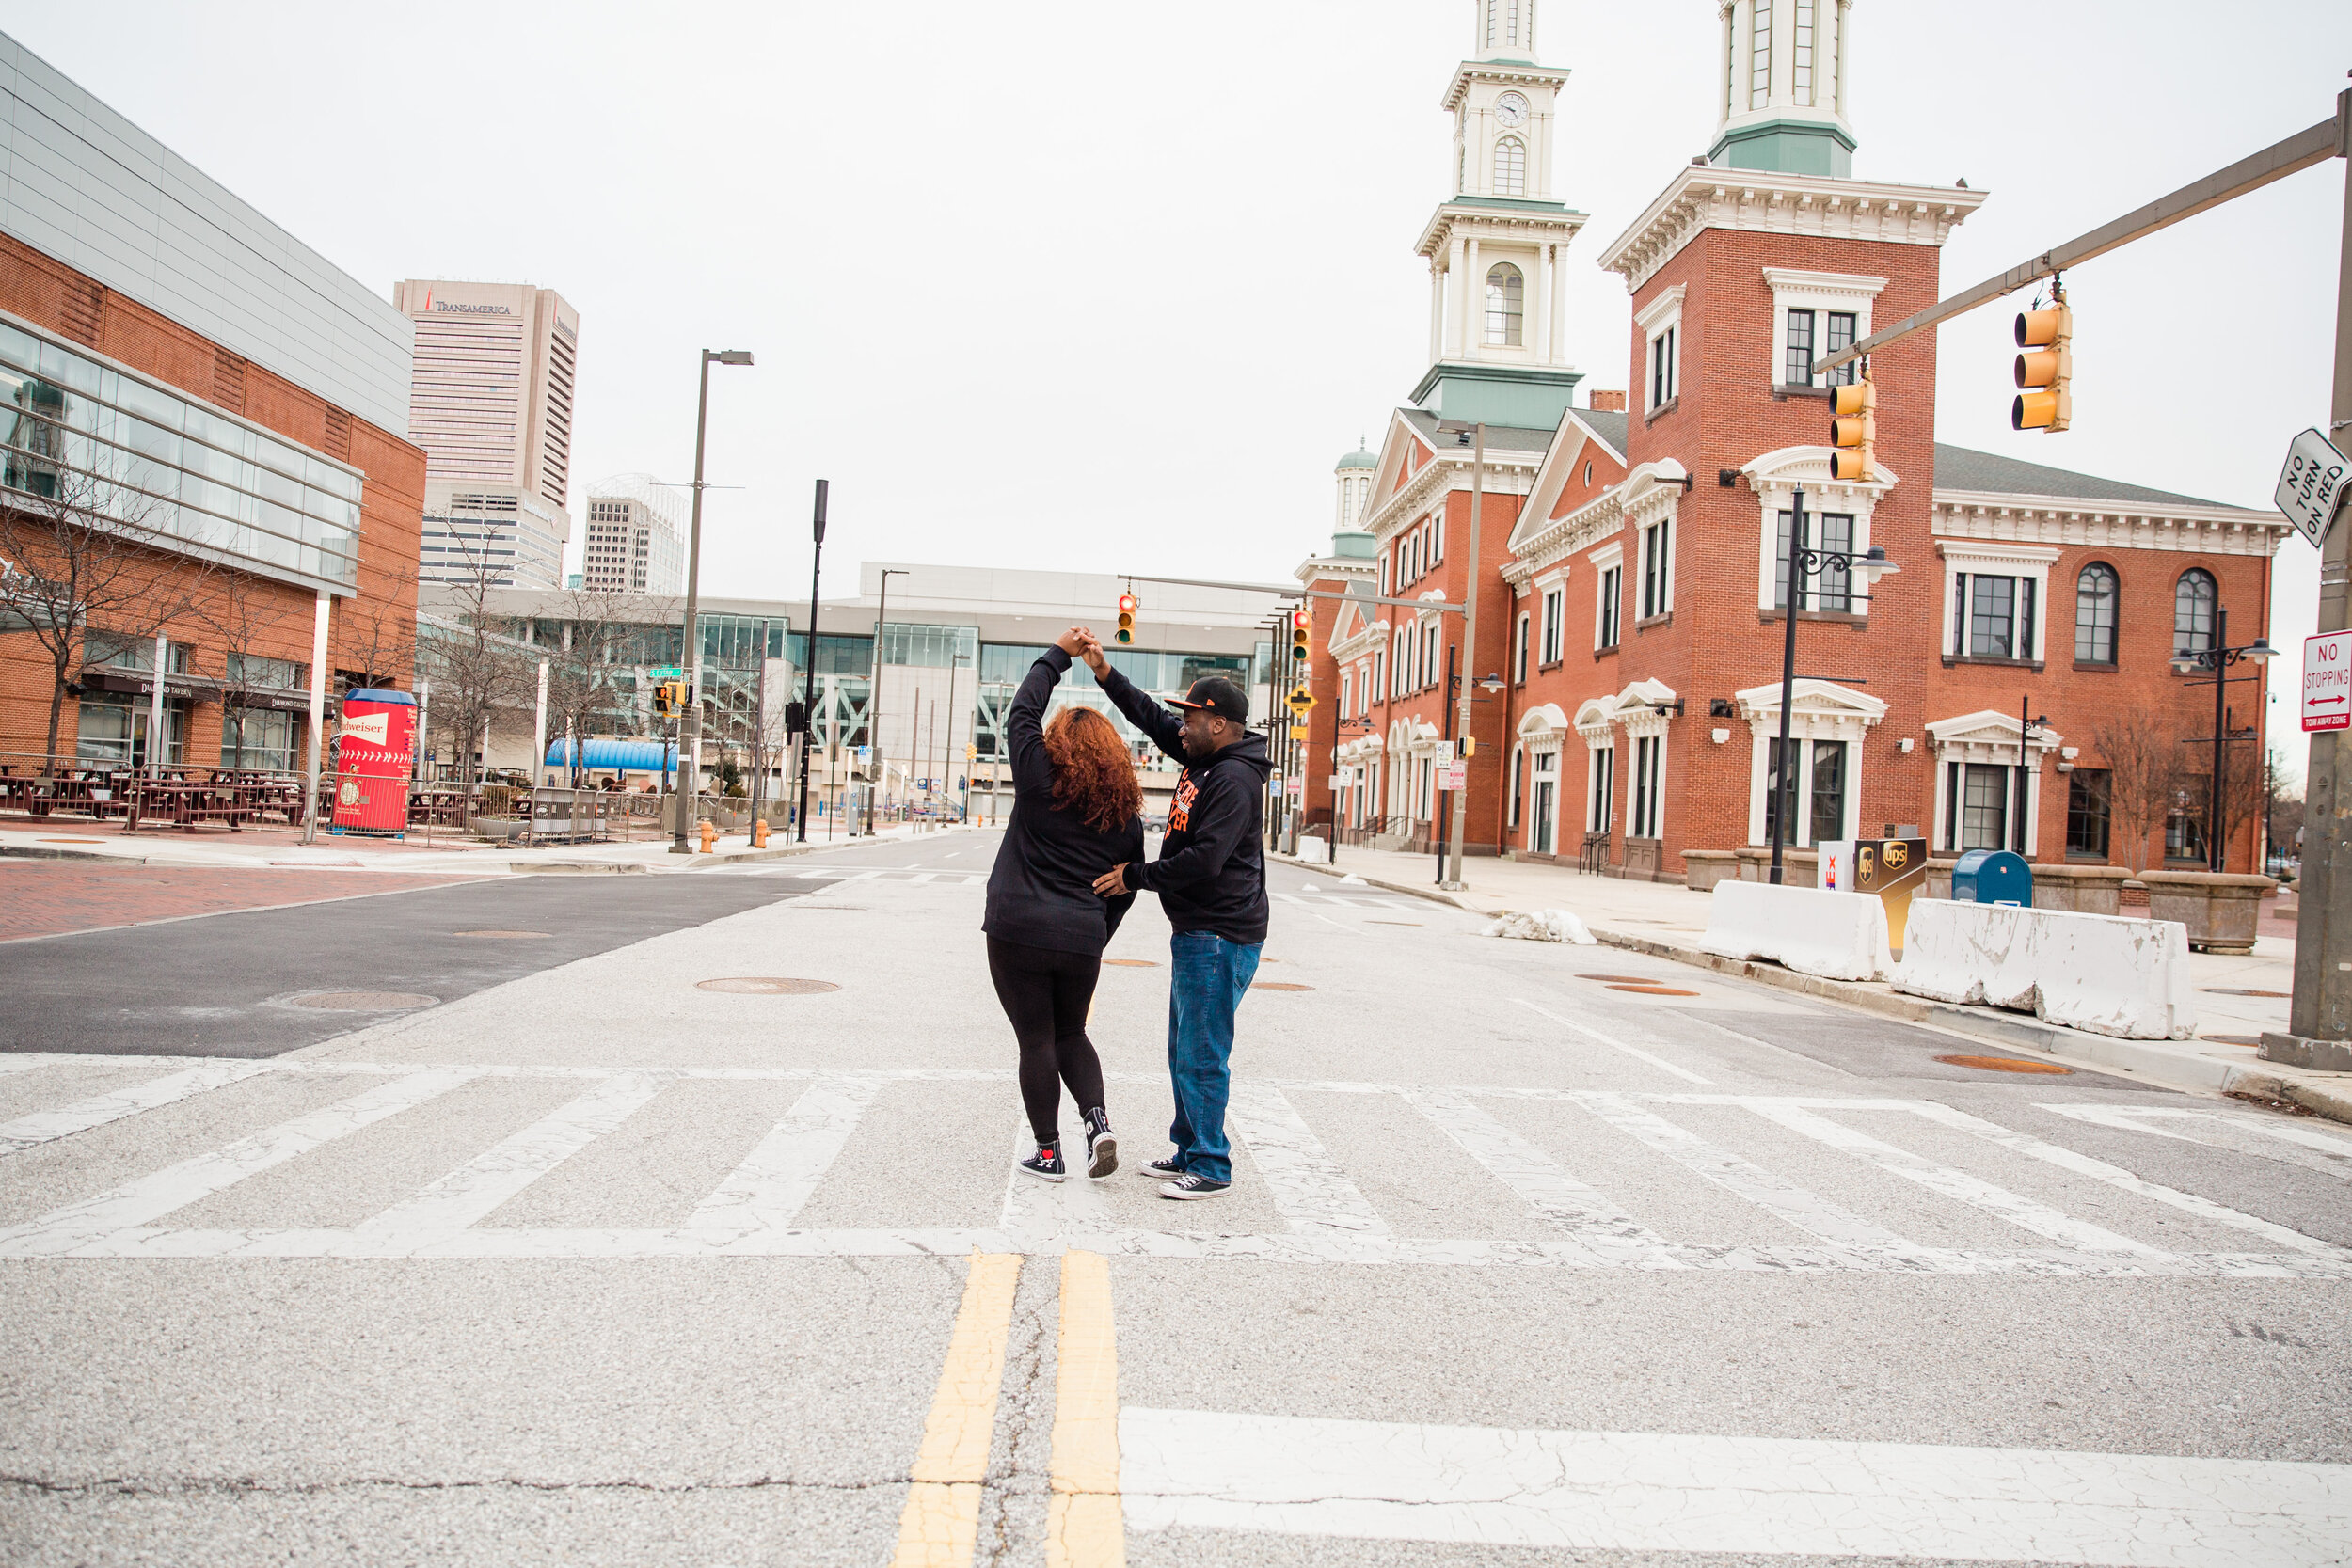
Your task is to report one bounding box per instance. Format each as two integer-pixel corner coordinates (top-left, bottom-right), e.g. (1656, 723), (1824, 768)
(1019, 1144), (1065, 1182)
(1159, 1172), (1232, 1200)
(1083, 1108), (1118, 1179)
(1136, 1156), (1184, 1180)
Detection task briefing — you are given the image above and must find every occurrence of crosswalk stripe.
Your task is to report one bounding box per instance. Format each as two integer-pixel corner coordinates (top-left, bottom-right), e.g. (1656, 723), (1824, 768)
(356, 1073), (664, 1245)
(1226, 1083), (1390, 1237)
(1574, 1092), (1943, 1267)
(0, 1061), (273, 1156)
(691, 1075), (885, 1238)
(1745, 1101), (2169, 1258)
(2045, 1102), (2352, 1167)
(1117, 1407), (2352, 1563)
(1404, 1088), (1686, 1268)
(1516, 1000), (1713, 1085)
(0, 1069), (474, 1253)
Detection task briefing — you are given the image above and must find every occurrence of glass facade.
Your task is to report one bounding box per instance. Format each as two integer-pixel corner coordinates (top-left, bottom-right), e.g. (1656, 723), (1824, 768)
(0, 316), (364, 592)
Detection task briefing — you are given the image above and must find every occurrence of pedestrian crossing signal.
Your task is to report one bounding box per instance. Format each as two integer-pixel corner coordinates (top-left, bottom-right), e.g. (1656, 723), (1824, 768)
(1828, 375), (1875, 482)
(652, 679), (685, 718)
(1291, 608), (1311, 661)
(2012, 290), (2073, 433)
(1116, 593), (1137, 645)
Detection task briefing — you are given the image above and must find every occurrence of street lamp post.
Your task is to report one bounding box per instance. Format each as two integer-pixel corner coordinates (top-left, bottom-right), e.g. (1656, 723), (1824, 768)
(946, 649), (970, 822)
(866, 568), (908, 837)
(2016, 698), (2047, 857)
(1767, 486), (1899, 884)
(2169, 604), (2274, 873)
(795, 479), (828, 843)
(1436, 420), (1485, 892)
(671, 347), (753, 854)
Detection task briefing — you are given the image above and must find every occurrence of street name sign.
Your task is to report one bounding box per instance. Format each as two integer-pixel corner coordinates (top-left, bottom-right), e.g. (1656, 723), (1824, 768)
(2305, 629), (2352, 733)
(648, 666), (687, 679)
(2275, 428), (2348, 548)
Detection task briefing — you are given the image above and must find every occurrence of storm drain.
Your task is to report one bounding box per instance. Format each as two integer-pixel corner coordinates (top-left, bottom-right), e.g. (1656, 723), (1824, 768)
(1934, 1053), (2072, 1075)
(696, 977), (840, 995)
(285, 991), (438, 1012)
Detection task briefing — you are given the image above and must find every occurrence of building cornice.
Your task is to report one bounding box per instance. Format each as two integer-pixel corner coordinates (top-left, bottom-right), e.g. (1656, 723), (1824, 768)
(1418, 200), (1590, 261)
(1362, 452), (1537, 544)
(1440, 60), (1571, 113)
(1597, 167), (1989, 293)
(1930, 490), (2290, 559)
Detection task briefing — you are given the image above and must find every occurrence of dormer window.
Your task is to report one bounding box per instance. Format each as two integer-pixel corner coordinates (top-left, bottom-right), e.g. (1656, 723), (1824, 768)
(1493, 136), (1526, 198)
(1485, 264), (1525, 346)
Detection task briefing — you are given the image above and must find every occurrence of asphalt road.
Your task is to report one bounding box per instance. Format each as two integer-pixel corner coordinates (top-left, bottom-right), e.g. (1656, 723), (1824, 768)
(2, 827), (2347, 1566)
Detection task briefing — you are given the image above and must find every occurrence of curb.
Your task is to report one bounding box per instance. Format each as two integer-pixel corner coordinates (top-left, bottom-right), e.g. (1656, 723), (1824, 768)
(0, 843), (149, 866)
(1269, 851), (2352, 1128)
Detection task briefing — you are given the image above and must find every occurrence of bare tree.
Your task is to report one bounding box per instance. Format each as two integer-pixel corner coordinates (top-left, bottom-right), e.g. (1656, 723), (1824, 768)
(0, 456), (217, 765)
(2089, 709), (2182, 875)
(414, 546), (535, 784)
(543, 588), (672, 785)
(332, 557), (419, 696)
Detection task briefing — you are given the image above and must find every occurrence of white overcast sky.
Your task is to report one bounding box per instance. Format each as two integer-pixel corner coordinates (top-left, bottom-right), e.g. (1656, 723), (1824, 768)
(4, 1), (2347, 734)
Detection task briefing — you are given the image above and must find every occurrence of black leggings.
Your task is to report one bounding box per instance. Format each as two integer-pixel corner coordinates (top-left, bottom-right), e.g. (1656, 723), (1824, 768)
(986, 937), (1108, 1147)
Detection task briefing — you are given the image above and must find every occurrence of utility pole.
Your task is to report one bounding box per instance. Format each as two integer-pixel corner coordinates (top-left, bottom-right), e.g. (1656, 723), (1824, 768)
(749, 616), (769, 833)
(2277, 92), (2352, 1062)
(866, 568), (907, 836)
(795, 479), (827, 842)
(671, 347), (753, 853)
(1442, 421), (1485, 890)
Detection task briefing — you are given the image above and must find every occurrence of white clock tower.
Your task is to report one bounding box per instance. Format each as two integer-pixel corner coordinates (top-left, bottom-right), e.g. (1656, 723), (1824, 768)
(1412, 0), (1586, 430)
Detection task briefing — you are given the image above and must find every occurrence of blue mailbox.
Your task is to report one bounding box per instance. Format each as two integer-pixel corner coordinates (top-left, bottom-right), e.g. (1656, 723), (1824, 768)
(1950, 848), (2033, 907)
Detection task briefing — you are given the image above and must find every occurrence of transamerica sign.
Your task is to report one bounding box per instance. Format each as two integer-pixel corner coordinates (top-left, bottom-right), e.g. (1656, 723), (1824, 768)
(2305, 630), (2352, 734)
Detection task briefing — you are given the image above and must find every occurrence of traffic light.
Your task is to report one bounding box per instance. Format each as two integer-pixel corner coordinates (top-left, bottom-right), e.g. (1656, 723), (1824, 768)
(1116, 593), (1137, 645)
(1291, 607), (1311, 662)
(1828, 373), (1875, 481)
(652, 680), (681, 719)
(784, 700), (810, 736)
(2012, 288), (2073, 433)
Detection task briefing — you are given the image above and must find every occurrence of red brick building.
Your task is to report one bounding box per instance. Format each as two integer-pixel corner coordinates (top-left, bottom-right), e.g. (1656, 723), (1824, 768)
(1301, 1), (2288, 880)
(0, 42), (423, 776)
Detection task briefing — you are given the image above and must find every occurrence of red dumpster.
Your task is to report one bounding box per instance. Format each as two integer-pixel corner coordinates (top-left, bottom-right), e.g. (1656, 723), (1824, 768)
(332, 689), (418, 835)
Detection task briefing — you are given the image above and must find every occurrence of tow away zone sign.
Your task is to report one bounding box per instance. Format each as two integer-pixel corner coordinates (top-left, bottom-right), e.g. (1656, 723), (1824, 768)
(2305, 630), (2352, 733)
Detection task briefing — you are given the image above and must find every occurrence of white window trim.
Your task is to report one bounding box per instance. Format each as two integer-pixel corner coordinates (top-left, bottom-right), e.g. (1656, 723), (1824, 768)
(1532, 745), (1561, 855)
(1636, 283), (1685, 414)
(1540, 585), (1565, 665)
(1637, 513), (1675, 620)
(1744, 452), (1890, 618)
(1927, 712), (2066, 857)
(1735, 678), (1886, 847)
(1938, 541), (2062, 663)
(1763, 267), (1885, 388)
(1514, 610), (1531, 681)
(1589, 541), (1624, 651)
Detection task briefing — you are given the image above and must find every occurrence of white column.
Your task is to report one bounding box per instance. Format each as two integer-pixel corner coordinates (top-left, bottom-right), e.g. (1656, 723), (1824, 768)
(299, 590), (331, 845)
(532, 658), (549, 786)
(1428, 263), (1447, 364)
(1549, 248), (1569, 367)
(1535, 244), (1554, 363)
(147, 629), (167, 774)
(1443, 235), (1467, 359)
(1462, 237), (1483, 358)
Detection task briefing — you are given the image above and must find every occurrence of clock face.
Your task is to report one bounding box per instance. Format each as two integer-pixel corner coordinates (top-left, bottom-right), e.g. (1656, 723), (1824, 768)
(1495, 92), (1529, 127)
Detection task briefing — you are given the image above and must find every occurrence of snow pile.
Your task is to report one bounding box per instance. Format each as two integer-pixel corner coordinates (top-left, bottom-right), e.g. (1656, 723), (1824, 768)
(1481, 909), (1597, 945)
(1336, 874), (1370, 887)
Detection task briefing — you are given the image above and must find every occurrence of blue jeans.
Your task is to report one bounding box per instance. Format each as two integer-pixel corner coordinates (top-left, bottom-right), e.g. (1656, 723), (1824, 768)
(1165, 930), (1262, 1184)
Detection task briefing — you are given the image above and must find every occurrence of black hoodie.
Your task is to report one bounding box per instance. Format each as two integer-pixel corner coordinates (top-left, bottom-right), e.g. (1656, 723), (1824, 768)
(1096, 662), (1273, 945)
(982, 648), (1143, 954)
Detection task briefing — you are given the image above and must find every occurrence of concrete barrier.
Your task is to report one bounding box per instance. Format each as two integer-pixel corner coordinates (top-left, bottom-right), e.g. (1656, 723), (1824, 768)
(1699, 880), (1892, 982)
(1891, 900), (2196, 1040)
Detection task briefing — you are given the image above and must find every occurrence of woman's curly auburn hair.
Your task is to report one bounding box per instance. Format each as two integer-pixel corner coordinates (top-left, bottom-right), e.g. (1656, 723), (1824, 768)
(1044, 706), (1143, 833)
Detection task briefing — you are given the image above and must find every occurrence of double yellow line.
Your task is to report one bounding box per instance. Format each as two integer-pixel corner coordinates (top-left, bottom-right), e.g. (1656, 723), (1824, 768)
(890, 1250), (1124, 1568)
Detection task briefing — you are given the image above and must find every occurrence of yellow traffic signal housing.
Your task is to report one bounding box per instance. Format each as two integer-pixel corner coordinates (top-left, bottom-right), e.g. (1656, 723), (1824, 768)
(2011, 300), (2073, 433)
(652, 680), (679, 719)
(1828, 377), (1876, 481)
(1290, 608), (1311, 661)
(1115, 593), (1137, 645)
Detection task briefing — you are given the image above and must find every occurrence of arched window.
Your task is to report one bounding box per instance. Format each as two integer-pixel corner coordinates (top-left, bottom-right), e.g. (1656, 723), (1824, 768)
(1493, 136), (1527, 197)
(1485, 263), (1525, 347)
(2173, 568), (2217, 656)
(2074, 562), (2118, 664)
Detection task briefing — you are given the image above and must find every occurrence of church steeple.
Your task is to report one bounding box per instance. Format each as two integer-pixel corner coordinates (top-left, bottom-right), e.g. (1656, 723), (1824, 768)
(1709, 0), (1857, 177)
(1474, 0), (1537, 63)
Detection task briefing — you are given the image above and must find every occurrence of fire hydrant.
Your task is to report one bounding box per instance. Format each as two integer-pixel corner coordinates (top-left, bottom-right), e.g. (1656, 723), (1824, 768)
(753, 818), (770, 848)
(698, 819), (717, 854)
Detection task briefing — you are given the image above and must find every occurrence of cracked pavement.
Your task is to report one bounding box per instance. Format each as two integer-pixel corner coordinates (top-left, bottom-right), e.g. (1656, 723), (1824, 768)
(2, 830), (2348, 1564)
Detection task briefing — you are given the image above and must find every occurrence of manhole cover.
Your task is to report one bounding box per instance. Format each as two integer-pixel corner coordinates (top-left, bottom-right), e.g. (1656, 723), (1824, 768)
(1934, 1053), (2073, 1075)
(1102, 958), (1159, 968)
(453, 930), (550, 939)
(38, 837), (103, 844)
(2201, 988), (2289, 998)
(287, 991), (438, 1011)
(696, 977), (839, 995)
(1251, 981), (1314, 992)
(2200, 1034), (2263, 1046)
(1580, 974), (1656, 984)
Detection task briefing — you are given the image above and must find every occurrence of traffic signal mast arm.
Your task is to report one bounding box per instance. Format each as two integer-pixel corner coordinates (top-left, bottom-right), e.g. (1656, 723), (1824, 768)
(1810, 92), (2347, 382)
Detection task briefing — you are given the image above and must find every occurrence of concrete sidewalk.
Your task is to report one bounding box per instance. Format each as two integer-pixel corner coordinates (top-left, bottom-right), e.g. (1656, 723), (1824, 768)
(0, 815), (983, 875)
(1279, 842), (2351, 1125)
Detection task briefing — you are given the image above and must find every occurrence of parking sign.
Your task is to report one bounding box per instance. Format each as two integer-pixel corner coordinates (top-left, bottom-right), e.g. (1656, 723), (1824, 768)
(2305, 630), (2352, 733)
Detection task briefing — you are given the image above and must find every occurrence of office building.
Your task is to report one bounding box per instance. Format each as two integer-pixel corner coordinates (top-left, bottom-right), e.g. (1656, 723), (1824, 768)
(580, 475), (687, 596)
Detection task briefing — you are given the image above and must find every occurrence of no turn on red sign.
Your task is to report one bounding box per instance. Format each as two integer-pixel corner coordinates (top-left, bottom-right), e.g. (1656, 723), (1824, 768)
(2305, 630), (2352, 733)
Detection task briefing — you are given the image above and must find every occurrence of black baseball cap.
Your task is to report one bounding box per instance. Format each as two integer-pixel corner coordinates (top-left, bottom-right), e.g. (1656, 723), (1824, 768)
(1169, 676), (1248, 724)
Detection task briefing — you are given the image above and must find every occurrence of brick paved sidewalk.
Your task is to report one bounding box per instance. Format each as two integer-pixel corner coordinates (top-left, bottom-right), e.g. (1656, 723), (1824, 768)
(0, 863), (485, 942)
